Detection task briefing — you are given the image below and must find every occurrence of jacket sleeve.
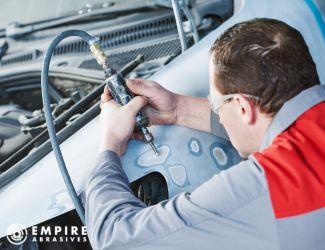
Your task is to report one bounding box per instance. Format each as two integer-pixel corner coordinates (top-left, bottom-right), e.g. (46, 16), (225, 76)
(210, 110), (229, 140)
(85, 150), (217, 250)
(85, 150), (269, 250)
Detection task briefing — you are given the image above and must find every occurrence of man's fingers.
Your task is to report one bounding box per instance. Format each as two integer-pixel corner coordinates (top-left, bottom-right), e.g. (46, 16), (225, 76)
(101, 86), (112, 103)
(100, 92), (112, 109)
(126, 79), (155, 98)
(123, 96), (148, 116)
(101, 98), (121, 111)
(104, 86), (109, 94)
(101, 93), (112, 102)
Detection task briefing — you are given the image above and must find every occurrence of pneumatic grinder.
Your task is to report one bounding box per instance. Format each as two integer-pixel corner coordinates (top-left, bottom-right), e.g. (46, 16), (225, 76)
(89, 40), (159, 156)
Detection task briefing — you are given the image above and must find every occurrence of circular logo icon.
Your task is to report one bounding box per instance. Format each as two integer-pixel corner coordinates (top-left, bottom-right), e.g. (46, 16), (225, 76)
(6, 224), (28, 245)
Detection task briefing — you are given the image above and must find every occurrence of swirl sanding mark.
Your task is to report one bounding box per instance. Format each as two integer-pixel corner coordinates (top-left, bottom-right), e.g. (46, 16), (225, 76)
(188, 138), (202, 156)
(168, 165), (187, 186)
(212, 147), (228, 165)
(137, 145), (170, 167)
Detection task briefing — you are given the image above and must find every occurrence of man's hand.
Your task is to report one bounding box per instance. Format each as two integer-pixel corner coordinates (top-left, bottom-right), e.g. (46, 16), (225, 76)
(125, 79), (179, 126)
(99, 79), (212, 155)
(126, 79), (211, 133)
(99, 87), (148, 156)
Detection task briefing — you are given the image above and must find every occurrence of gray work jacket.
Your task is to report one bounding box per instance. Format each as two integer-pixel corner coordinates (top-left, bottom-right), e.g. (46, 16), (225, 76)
(85, 85), (325, 250)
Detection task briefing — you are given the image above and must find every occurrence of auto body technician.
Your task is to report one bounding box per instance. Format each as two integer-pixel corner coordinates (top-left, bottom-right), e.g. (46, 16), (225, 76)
(85, 18), (325, 250)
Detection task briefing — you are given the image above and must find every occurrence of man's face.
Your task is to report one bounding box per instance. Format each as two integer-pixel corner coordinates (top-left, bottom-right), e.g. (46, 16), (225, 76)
(208, 58), (259, 158)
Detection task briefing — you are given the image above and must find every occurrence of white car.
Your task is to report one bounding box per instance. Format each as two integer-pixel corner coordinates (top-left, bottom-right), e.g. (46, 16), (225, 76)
(0, 0), (324, 248)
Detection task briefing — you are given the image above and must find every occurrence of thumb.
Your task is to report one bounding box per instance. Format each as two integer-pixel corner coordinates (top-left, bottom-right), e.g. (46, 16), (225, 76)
(123, 96), (148, 116)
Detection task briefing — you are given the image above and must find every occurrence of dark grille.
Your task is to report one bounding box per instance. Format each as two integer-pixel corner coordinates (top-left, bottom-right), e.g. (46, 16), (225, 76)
(54, 14), (176, 56)
(79, 37), (182, 71)
(0, 14), (177, 67)
(1, 52), (34, 66)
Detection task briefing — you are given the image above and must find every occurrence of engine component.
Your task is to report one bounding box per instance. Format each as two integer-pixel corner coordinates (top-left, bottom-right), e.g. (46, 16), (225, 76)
(0, 105), (32, 165)
(0, 54), (144, 176)
(0, 39), (8, 61)
(131, 172), (168, 206)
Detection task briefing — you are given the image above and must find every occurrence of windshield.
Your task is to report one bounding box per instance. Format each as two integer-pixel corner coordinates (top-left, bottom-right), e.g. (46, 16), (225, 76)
(0, 0), (146, 27)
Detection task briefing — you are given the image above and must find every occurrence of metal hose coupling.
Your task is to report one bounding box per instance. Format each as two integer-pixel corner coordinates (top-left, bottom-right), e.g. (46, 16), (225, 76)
(88, 38), (107, 66)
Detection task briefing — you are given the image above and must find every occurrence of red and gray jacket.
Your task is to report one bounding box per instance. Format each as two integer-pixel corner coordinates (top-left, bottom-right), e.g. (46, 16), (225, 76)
(85, 84), (325, 250)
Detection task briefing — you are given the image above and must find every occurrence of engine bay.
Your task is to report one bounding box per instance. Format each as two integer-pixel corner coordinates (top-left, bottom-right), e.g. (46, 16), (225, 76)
(0, 4), (232, 170)
(0, 4), (234, 245)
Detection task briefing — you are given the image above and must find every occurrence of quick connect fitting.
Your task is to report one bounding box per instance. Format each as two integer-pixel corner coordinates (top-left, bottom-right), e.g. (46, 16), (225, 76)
(88, 38), (108, 66)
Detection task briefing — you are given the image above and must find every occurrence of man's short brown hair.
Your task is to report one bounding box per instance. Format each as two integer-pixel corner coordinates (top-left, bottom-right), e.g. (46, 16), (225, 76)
(210, 18), (320, 115)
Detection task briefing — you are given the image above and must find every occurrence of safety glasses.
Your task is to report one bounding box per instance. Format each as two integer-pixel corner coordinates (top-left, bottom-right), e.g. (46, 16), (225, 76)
(207, 93), (259, 115)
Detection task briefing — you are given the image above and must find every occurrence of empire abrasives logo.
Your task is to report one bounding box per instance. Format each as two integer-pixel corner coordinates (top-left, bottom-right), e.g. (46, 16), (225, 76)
(6, 223), (88, 245)
(6, 224), (28, 245)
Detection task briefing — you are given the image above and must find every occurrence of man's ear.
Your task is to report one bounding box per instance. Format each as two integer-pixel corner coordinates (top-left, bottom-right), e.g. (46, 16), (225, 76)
(234, 95), (256, 125)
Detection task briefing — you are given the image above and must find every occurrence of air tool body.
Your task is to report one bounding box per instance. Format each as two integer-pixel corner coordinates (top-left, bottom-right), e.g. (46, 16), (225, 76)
(89, 41), (159, 156)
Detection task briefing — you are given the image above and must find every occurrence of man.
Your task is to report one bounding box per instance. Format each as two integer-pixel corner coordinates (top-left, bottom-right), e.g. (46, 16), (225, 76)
(85, 18), (325, 249)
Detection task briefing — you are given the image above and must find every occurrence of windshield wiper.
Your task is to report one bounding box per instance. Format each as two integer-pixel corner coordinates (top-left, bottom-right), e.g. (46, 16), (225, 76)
(5, 1), (163, 39)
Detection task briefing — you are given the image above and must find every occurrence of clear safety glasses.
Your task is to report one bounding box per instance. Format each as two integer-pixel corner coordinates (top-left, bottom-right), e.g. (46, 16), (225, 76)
(207, 93), (259, 115)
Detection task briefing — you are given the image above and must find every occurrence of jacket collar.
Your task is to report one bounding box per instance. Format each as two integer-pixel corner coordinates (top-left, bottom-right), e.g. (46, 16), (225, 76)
(260, 84), (325, 150)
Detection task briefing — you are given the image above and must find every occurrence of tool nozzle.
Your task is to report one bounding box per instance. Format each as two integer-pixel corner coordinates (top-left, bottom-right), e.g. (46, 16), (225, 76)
(141, 126), (159, 156)
(149, 141), (159, 156)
